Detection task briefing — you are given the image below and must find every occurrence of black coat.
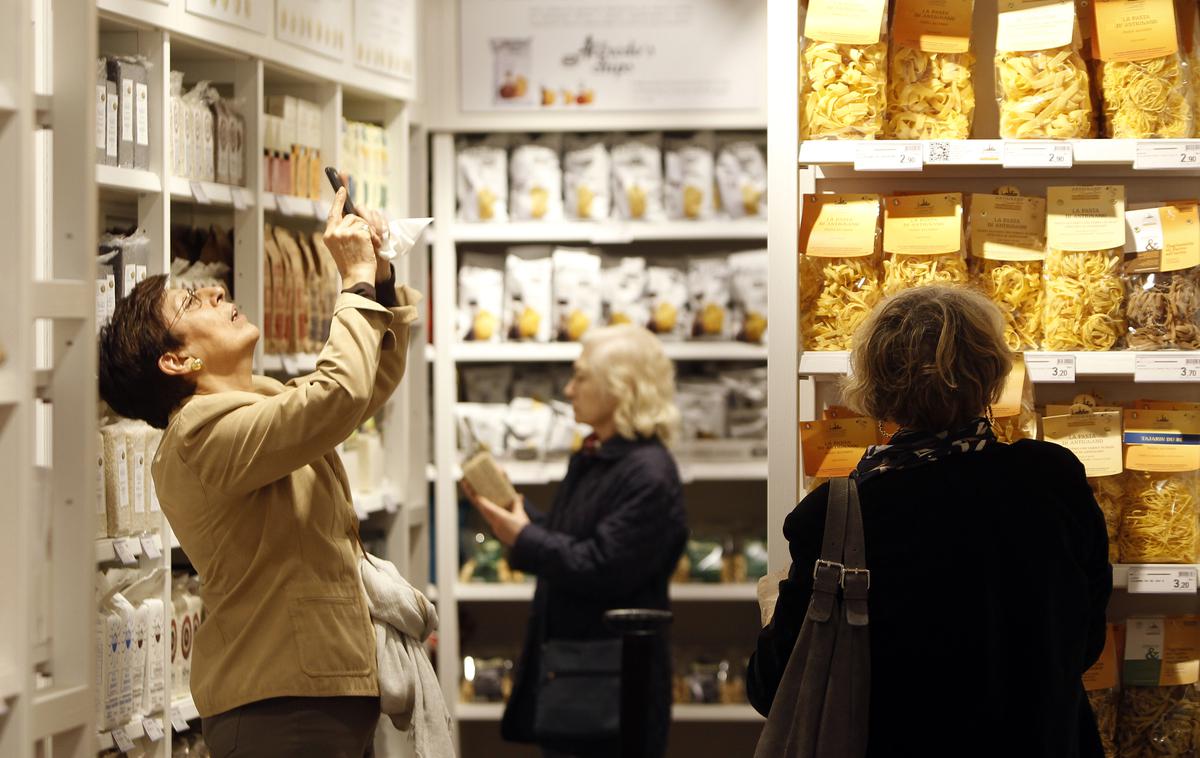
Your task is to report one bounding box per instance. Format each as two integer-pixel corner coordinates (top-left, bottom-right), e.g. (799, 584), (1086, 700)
(747, 440), (1112, 758)
(501, 435), (688, 757)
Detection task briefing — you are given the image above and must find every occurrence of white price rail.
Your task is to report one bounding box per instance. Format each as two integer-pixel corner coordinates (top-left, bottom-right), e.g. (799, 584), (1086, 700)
(1133, 140), (1200, 170)
(1002, 141), (1072, 169)
(1026, 353), (1076, 383)
(854, 141), (923, 172)
(1134, 354), (1200, 382)
(1125, 565), (1199, 594)
(923, 140), (1002, 165)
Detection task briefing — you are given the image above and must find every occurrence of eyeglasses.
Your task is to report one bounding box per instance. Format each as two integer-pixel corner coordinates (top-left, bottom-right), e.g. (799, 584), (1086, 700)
(168, 286), (199, 333)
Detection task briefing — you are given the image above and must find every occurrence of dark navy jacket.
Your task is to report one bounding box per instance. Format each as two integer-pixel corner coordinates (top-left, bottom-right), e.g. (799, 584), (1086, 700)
(501, 435), (688, 757)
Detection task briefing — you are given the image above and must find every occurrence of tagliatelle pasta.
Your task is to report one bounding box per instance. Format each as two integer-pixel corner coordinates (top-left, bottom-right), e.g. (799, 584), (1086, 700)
(1087, 688), (1119, 758)
(995, 46), (1097, 138)
(1099, 55), (1194, 138)
(1118, 685), (1200, 758)
(882, 253), (968, 297)
(799, 256), (884, 350)
(801, 40), (889, 140)
(886, 47), (975, 139)
(973, 259), (1044, 351)
(1119, 471), (1199, 564)
(1089, 476), (1124, 564)
(1042, 248), (1125, 351)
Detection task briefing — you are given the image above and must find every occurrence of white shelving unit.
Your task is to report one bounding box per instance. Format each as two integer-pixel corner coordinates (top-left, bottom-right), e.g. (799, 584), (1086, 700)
(455, 583), (757, 603)
(82, 3), (426, 757)
(455, 702), (762, 723)
(4, 0), (99, 754)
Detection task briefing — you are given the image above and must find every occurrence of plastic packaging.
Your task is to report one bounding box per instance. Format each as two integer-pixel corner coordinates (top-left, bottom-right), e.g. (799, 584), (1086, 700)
(1124, 267), (1200, 349)
(1087, 688), (1119, 758)
(882, 253), (967, 296)
(1043, 247), (1125, 350)
(1090, 476), (1124, 564)
(664, 132), (716, 221)
(886, 0), (975, 139)
(974, 259), (1045, 351)
(1118, 684), (1200, 758)
(456, 136), (508, 222)
(610, 134), (665, 221)
(1119, 471), (1199, 563)
(800, 2), (888, 139)
(509, 134), (563, 221)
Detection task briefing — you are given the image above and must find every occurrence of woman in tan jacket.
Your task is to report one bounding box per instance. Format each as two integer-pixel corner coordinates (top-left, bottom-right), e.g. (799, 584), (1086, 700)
(99, 188), (419, 757)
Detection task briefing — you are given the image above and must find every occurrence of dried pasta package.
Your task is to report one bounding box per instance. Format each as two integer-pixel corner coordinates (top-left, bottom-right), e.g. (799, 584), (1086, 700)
(994, 0), (1097, 138)
(1083, 624), (1121, 758)
(1119, 617), (1200, 758)
(611, 133), (665, 221)
(646, 263), (689, 339)
(687, 255), (734, 340)
(1090, 476), (1125, 563)
(664, 132), (716, 221)
(990, 357), (1038, 445)
(509, 134), (563, 221)
(1123, 202), (1200, 350)
(1180, 0), (1200, 129)
(502, 246), (553, 343)
(968, 193), (1048, 351)
(563, 134), (610, 221)
(729, 250), (769, 344)
(715, 136), (767, 219)
(800, 0), (889, 139)
(456, 135), (508, 223)
(1044, 186), (1127, 351)
(457, 253), (504, 343)
(799, 194), (884, 351)
(1119, 409), (1200, 563)
(1094, 0), (1194, 138)
(886, 0), (976, 139)
(551, 247), (602, 342)
(1088, 688), (1119, 758)
(882, 193), (967, 297)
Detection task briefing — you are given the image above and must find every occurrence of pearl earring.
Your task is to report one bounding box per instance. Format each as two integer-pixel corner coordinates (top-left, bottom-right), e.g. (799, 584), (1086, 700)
(190, 358), (204, 372)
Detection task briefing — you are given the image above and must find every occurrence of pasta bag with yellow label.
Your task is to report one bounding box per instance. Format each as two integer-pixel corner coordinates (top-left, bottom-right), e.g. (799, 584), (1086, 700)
(1180, 0), (1200, 130)
(881, 193), (968, 297)
(968, 193), (1048, 351)
(1119, 408), (1200, 564)
(800, 0), (889, 139)
(885, 0), (975, 139)
(994, 1), (1097, 138)
(1118, 617), (1200, 758)
(798, 194), (884, 351)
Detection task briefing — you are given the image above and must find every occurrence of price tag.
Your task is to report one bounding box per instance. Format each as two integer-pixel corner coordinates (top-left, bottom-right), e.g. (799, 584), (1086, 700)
(140, 533), (162, 561)
(113, 537), (138, 565)
(1001, 141), (1073, 169)
(188, 181), (211, 205)
(1025, 353), (1076, 383)
(111, 726), (135, 753)
(1133, 140), (1200, 170)
(1134, 354), (1200, 382)
(1127, 565), (1199, 594)
(171, 708), (191, 733)
(854, 141), (923, 171)
(142, 717), (164, 742)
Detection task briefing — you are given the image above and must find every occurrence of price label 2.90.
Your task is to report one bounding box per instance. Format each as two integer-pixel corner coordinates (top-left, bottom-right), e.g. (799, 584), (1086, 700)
(1002, 141), (1073, 169)
(1133, 140), (1200, 170)
(854, 142), (923, 172)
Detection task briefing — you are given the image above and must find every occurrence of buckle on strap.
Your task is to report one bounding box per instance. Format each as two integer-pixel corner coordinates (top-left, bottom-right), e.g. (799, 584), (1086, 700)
(840, 567), (870, 589)
(813, 559), (845, 582)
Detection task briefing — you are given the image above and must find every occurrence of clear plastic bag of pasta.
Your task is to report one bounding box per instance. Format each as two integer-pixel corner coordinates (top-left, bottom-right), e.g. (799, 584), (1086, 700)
(1043, 247), (1125, 351)
(1180, 0), (1200, 129)
(1118, 684), (1200, 758)
(1095, 0), (1194, 138)
(800, 0), (888, 140)
(1087, 688), (1119, 758)
(1089, 476), (1124, 564)
(968, 192), (1047, 350)
(1124, 267), (1200, 350)
(994, 1), (1097, 139)
(883, 252), (968, 296)
(882, 193), (968, 297)
(973, 258), (1044, 350)
(886, 0), (975, 139)
(1119, 470), (1199, 564)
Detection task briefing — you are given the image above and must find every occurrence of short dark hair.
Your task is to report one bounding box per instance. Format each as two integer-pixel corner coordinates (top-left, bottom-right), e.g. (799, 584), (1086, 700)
(99, 275), (196, 429)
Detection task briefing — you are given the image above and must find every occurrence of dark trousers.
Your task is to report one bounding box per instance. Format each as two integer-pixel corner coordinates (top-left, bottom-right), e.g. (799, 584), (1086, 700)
(202, 696), (380, 758)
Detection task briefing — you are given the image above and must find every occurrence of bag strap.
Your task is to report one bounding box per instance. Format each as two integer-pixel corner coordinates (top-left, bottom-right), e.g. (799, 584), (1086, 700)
(808, 478), (851, 623)
(841, 478), (869, 627)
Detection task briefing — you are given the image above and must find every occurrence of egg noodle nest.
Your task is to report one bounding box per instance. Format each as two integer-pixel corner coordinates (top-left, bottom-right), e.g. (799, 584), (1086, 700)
(886, 46), (975, 139)
(1043, 248), (1125, 351)
(973, 258), (1044, 351)
(1099, 55), (1193, 138)
(995, 46), (1097, 139)
(801, 40), (888, 139)
(799, 255), (884, 350)
(882, 252), (969, 297)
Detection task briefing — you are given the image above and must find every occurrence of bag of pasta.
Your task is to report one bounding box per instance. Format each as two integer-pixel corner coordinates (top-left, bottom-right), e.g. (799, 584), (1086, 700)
(798, 194), (884, 351)
(1091, 475), (1125, 563)
(990, 355), (1039, 445)
(882, 192), (968, 297)
(994, 0), (1097, 139)
(1119, 409), (1200, 564)
(1044, 185), (1126, 351)
(1083, 624), (1120, 758)
(1119, 617), (1200, 758)
(1178, 0), (1200, 128)
(968, 192), (1047, 351)
(885, 0), (975, 139)
(1094, 0), (1194, 138)
(1122, 202), (1200, 350)
(799, 0), (888, 139)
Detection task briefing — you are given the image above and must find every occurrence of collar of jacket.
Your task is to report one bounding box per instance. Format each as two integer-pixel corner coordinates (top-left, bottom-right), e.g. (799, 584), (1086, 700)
(589, 434), (652, 461)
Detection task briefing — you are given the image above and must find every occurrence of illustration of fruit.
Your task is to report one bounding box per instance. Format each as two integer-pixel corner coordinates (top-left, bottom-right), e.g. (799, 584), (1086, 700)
(742, 312), (767, 343)
(477, 188), (496, 220)
(563, 89), (575, 104)
(683, 185), (704, 219)
(697, 304), (725, 336)
(628, 186), (647, 219)
(741, 185), (762, 216)
(517, 307), (541, 339)
(578, 88), (595, 105)
(530, 186), (549, 219)
(652, 302), (677, 333)
(541, 87), (556, 106)
(610, 312), (632, 326)
(514, 76), (528, 97)
(576, 185), (595, 218)
(472, 311), (497, 341)
(566, 310), (590, 341)
(499, 72), (518, 99)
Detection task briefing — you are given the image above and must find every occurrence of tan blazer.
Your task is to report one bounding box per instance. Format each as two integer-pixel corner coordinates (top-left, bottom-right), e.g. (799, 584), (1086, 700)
(153, 291), (418, 717)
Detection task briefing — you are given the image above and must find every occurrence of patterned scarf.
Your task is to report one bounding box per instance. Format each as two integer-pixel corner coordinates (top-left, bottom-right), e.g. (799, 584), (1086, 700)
(852, 418), (996, 484)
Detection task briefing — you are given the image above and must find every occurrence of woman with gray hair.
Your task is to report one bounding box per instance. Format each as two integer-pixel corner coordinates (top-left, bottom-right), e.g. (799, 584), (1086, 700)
(464, 324), (688, 758)
(748, 286), (1111, 757)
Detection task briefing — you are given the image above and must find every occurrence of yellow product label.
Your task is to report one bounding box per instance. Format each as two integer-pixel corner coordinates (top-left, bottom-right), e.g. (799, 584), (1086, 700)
(1047, 185), (1127, 251)
(801, 194), (881, 258)
(1125, 202), (1200, 273)
(995, 0), (1077, 53)
(814, 446), (869, 478)
(1134, 400), (1200, 411)
(1161, 617), (1200, 686)
(1160, 201), (1200, 271)
(893, 0), (974, 53)
(970, 194), (1047, 261)
(1094, 0), (1179, 61)
(803, 0), (887, 45)
(992, 355), (1028, 418)
(800, 417), (878, 477)
(1126, 445), (1200, 471)
(883, 193), (964, 255)
(1083, 624), (1120, 691)
(1043, 411), (1125, 477)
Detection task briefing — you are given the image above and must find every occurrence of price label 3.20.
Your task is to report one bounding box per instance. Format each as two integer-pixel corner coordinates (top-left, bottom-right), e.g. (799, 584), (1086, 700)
(1127, 566), (1199, 594)
(1026, 353), (1076, 383)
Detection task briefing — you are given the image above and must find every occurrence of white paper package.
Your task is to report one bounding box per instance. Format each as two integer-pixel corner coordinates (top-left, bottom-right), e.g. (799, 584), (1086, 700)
(457, 136), (509, 222)
(665, 132), (717, 220)
(457, 253), (505, 342)
(687, 256), (734, 340)
(563, 135), (611, 221)
(601, 256), (649, 328)
(510, 134), (564, 221)
(729, 250), (769, 344)
(503, 246), (554, 342)
(645, 264), (690, 339)
(610, 133), (665, 221)
(551, 247), (603, 341)
(715, 136), (767, 218)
